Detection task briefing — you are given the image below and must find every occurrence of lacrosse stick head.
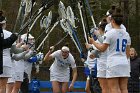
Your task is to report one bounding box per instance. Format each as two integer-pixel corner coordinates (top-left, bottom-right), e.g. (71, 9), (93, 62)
(40, 11), (52, 30)
(58, 1), (67, 19)
(60, 19), (72, 35)
(40, 15), (46, 29)
(66, 6), (75, 28)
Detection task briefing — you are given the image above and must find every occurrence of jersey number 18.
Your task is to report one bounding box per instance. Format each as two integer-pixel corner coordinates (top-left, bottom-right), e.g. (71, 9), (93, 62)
(116, 39), (127, 52)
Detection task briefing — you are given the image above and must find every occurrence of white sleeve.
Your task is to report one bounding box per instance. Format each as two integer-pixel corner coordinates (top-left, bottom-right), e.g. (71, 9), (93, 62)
(70, 55), (76, 68)
(103, 31), (111, 44)
(50, 50), (60, 58)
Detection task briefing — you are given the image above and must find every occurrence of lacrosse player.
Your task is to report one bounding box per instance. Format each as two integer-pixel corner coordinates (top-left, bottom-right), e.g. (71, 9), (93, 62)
(44, 45), (77, 93)
(89, 9), (131, 93)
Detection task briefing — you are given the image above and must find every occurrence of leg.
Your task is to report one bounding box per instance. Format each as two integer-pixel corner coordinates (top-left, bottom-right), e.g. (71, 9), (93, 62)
(0, 77), (8, 93)
(6, 83), (14, 93)
(98, 78), (109, 93)
(85, 76), (91, 93)
(61, 82), (68, 93)
(11, 81), (22, 93)
(107, 77), (120, 93)
(119, 77), (128, 93)
(52, 81), (61, 93)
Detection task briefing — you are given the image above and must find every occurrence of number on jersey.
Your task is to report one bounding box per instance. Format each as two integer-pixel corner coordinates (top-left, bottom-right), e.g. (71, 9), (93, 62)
(116, 39), (127, 52)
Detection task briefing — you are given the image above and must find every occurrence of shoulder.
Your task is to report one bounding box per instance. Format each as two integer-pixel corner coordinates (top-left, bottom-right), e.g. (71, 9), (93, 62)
(105, 29), (115, 36)
(68, 53), (75, 61)
(3, 29), (12, 34)
(120, 24), (126, 30)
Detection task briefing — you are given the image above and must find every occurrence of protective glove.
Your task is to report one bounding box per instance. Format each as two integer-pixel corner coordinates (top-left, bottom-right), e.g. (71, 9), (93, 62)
(84, 61), (88, 67)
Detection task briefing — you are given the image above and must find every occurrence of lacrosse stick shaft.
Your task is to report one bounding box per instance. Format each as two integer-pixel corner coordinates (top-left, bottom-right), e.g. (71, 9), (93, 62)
(85, 0), (96, 28)
(36, 21), (59, 51)
(78, 2), (88, 44)
(67, 20), (83, 53)
(28, 13), (42, 32)
(13, 0), (26, 33)
(54, 33), (68, 47)
(81, 0), (91, 38)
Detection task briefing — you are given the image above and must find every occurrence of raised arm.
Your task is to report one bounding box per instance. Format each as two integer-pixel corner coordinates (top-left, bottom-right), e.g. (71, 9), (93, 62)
(43, 46), (54, 62)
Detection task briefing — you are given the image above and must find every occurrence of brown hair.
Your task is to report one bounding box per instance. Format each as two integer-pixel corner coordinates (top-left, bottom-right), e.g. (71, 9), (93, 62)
(111, 8), (123, 25)
(99, 18), (108, 31)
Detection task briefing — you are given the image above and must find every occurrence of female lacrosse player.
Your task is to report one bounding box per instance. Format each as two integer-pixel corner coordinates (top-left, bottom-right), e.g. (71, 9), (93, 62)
(81, 49), (98, 93)
(0, 11), (18, 93)
(44, 46), (77, 93)
(92, 18), (109, 93)
(105, 6), (126, 32)
(89, 10), (131, 93)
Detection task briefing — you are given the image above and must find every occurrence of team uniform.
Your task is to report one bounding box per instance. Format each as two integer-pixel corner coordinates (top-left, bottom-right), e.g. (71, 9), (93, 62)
(24, 60), (33, 82)
(14, 60), (24, 81)
(96, 37), (108, 78)
(105, 23), (126, 32)
(0, 29), (12, 78)
(49, 50), (76, 82)
(7, 59), (16, 83)
(103, 28), (131, 78)
(84, 51), (97, 78)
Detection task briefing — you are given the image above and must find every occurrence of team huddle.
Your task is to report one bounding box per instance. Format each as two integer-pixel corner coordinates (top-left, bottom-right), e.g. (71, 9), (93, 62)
(0, 1), (136, 93)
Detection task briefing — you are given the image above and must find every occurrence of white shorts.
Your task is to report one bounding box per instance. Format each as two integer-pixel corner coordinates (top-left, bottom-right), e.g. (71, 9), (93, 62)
(14, 72), (24, 82)
(106, 64), (130, 78)
(0, 66), (12, 78)
(7, 74), (15, 83)
(50, 71), (69, 82)
(97, 62), (107, 78)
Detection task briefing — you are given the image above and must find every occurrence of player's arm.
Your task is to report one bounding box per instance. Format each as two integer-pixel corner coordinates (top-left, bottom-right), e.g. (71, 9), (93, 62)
(89, 37), (109, 52)
(69, 67), (77, 91)
(43, 46), (54, 62)
(126, 45), (130, 58)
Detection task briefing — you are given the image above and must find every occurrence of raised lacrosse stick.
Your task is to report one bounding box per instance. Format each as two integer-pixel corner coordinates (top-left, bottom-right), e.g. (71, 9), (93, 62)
(17, 0), (53, 35)
(36, 21), (59, 51)
(59, 1), (83, 53)
(78, 2), (88, 43)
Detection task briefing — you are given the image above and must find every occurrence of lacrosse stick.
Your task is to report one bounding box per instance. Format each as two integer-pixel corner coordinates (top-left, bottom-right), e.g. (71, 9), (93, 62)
(78, 2), (88, 43)
(60, 19), (82, 53)
(59, 1), (83, 53)
(36, 20), (59, 51)
(27, 11), (52, 50)
(54, 33), (69, 47)
(13, 0), (26, 33)
(66, 6), (75, 28)
(17, 0), (53, 35)
(85, 0), (96, 28)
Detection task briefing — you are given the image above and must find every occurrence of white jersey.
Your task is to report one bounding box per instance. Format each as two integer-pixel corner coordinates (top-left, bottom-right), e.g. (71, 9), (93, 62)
(105, 23), (126, 32)
(50, 50), (76, 77)
(14, 60), (25, 73)
(3, 29), (12, 67)
(95, 36), (108, 77)
(103, 28), (131, 67)
(86, 51), (97, 70)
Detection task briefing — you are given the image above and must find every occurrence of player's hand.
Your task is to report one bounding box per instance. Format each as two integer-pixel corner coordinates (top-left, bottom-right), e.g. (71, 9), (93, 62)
(69, 83), (74, 92)
(88, 37), (95, 44)
(21, 44), (29, 51)
(49, 46), (54, 52)
(85, 43), (92, 49)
